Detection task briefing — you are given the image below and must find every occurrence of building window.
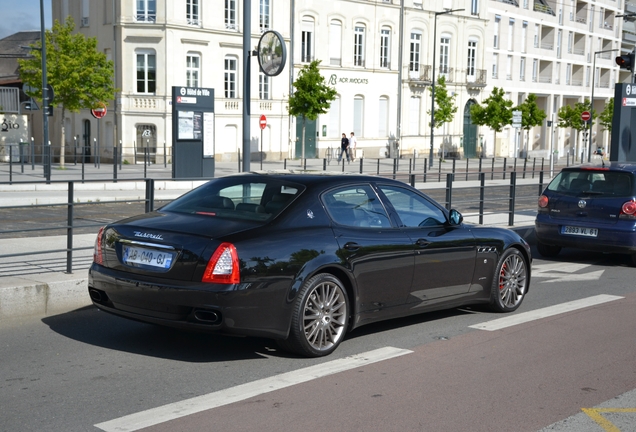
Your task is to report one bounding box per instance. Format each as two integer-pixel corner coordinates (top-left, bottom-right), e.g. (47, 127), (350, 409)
(494, 16), (500, 48)
(534, 24), (539, 48)
(380, 27), (391, 68)
(520, 57), (526, 81)
(566, 63), (571, 85)
(492, 53), (498, 79)
(409, 96), (420, 135)
(557, 30), (562, 58)
(439, 35), (450, 76)
(567, 31), (573, 54)
(471, 0), (479, 15)
(136, 0), (156, 22)
(521, 21), (527, 53)
(353, 95), (364, 136)
(532, 59), (538, 82)
(260, 0), (270, 32)
(467, 40), (477, 81)
(378, 96), (388, 137)
(186, 53), (200, 87)
(225, 56), (238, 98)
(259, 73), (270, 100)
(186, 0), (199, 26)
(136, 50), (156, 93)
(409, 32), (421, 77)
(301, 17), (314, 63)
(354, 25), (366, 67)
(508, 19), (514, 51)
(225, 0), (237, 30)
(330, 20), (342, 66)
(506, 55), (513, 80)
(328, 95), (341, 138)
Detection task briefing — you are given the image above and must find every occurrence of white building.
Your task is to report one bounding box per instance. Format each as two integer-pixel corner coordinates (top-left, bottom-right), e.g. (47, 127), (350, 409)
(51, 0), (629, 164)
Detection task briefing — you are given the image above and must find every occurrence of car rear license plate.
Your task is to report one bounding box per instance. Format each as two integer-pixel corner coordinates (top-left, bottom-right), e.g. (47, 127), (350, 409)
(562, 226), (598, 237)
(122, 245), (174, 269)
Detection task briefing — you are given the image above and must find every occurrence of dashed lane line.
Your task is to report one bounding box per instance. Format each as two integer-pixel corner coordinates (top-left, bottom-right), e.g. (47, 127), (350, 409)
(469, 294), (624, 331)
(94, 346), (413, 432)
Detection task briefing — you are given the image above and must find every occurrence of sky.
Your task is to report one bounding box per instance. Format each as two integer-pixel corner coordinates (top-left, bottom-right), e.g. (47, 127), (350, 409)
(0, 0), (52, 40)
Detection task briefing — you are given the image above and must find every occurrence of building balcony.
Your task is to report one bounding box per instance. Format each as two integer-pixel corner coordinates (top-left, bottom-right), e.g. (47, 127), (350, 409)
(493, 0), (519, 6)
(534, 2), (555, 16)
(407, 65), (432, 85)
(466, 69), (487, 88)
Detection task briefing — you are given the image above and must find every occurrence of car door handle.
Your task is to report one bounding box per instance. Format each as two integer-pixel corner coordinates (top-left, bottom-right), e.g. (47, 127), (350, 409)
(344, 242), (361, 251)
(416, 239), (431, 247)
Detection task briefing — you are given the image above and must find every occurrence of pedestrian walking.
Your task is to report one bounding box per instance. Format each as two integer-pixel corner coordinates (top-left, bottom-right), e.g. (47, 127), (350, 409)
(338, 133), (350, 163)
(349, 132), (357, 161)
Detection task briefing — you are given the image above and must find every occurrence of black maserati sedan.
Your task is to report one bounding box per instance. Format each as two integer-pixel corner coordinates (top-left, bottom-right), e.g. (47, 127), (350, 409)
(89, 172), (531, 357)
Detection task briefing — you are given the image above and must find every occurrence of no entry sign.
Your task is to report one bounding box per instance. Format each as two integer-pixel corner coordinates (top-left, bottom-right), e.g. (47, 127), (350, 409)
(91, 103), (107, 119)
(581, 111), (591, 122)
(259, 114), (267, 130)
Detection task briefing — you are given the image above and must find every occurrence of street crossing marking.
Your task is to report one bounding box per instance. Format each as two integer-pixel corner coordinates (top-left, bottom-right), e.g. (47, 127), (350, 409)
(532, 262), (605, 283)
(95, 346), (413, 432)
(469, 294), (623, 331)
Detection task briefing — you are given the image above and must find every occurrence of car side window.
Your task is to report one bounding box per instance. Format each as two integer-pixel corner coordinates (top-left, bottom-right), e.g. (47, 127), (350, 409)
(378, 185), (446, 227)
(323, 185), (391, 228)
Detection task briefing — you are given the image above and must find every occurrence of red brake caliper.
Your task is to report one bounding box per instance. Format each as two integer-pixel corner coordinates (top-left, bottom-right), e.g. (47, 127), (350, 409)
(499, 263), (507, 290)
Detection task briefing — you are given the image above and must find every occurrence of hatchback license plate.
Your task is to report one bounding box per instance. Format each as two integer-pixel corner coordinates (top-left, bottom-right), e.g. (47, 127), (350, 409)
(562, 226), (598, 237)
(122, 245), (174, 269)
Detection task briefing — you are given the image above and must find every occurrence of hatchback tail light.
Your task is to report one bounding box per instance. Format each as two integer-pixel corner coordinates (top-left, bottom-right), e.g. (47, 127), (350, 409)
(620, 200), (636, 219)
(93, 226), (105, 265)
(202, 243), (240, 284)
(538, 195), (549, 209)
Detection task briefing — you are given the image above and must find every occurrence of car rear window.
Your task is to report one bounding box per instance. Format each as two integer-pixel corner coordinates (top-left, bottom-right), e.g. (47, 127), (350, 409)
(160, 177), (303, 221)
(547, 170), (634, 197)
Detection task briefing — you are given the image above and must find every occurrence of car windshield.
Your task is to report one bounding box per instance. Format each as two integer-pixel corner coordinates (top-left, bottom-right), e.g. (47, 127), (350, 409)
(160, 176), (304, 221)
(547, 170), (634, 197)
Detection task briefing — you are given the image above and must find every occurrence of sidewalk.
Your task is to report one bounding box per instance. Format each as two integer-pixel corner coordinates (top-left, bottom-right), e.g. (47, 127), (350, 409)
(0, 157), (547, 320)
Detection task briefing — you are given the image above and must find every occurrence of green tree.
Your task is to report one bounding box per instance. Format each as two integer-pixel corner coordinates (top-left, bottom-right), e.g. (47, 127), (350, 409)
(18, 18), (116, 167)
(427, 76), (457, 156)
(599, 98), (613, 133)
(288, 60), (337, 159)
(515, 93), (546, 157)
(470, 87), (513, 152)
(557, 99), (593, 160)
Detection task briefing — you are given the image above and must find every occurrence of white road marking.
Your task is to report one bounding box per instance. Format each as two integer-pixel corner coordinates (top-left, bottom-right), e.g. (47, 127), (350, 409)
(532, 263), (605, 283)
(469, 294), (624, 331)
(95, 346), (413, 432)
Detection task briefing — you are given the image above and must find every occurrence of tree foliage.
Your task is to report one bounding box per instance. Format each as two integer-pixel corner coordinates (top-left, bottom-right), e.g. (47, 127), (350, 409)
(470, 87), (513, 133)
(556, 100), (594, 132)
(599, 98), (613, 133)
(515, 93), (546, 155)
(288, 60), (337, 121)
(288, 60), (337, 158)
(427, 76), (457, 129)
(18, 18), (116, 165)
(18, 18), (115, 115)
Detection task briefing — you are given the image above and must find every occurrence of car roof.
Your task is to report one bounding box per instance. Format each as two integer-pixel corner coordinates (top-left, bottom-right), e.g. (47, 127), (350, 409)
(561, 162), (636, 174)
(234, 170), (406, 187)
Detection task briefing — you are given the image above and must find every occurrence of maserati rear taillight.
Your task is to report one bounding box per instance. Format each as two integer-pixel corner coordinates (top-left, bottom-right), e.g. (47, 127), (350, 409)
(202, 243), (240, 284)
(93, 226), (105, 265)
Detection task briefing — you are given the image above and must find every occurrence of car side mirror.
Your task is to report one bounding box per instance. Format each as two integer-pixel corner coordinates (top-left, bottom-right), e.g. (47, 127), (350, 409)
(449, 209), (463, 226)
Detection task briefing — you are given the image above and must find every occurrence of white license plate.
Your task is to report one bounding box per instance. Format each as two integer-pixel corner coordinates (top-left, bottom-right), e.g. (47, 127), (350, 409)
(562, 226), (598, 237)
(122, 245), (174, 269)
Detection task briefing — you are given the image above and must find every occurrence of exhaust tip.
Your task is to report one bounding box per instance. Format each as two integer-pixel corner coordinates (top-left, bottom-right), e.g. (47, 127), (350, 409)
(89, 288), (108, 303)
(193, 309), (221, 324)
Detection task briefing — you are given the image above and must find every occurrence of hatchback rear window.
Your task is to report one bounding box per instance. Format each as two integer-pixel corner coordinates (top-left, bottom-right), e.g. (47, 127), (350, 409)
(160, 177), (303, 221)
(547, 170), (633, 197)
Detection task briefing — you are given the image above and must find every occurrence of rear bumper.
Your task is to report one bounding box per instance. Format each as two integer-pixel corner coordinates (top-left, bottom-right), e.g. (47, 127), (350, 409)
(535, 215), (636, 254)
(88, 264), (293, 339)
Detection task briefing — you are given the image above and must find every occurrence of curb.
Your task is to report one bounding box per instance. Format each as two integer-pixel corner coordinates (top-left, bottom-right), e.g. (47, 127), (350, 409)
(0, 278), (90, 319)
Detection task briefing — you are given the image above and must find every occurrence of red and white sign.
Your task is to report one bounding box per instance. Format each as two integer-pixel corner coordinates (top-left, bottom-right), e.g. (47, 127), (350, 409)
(91, 103), (107, 119)
(259, 114), (267, 130)
(581, 111), (591, 122)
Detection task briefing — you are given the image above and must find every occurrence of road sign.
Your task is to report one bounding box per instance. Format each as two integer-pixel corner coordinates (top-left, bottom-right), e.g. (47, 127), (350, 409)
(512, 110), (522, 128)
(581, 111), (591, 122)
(259, 114), (267, 130)
(91, 102), (107, 119)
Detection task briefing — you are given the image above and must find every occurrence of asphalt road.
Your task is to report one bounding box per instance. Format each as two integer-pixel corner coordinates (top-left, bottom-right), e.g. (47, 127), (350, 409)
(2, 248), (635, 431)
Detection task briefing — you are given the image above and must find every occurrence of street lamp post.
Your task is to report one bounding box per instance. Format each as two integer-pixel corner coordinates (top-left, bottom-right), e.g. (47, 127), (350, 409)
(429, 8), (464, 168)
(588, 48), (618, 162)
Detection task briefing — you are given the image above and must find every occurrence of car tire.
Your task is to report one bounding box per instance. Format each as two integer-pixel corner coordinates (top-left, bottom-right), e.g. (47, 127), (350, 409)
(489, 248), (528, 313)
(536, 242), (562, 258)
(278, 273), (349, 357)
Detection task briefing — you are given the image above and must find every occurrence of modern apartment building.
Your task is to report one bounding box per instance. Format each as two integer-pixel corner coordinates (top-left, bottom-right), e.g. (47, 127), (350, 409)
(47, 0), (631, 163)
